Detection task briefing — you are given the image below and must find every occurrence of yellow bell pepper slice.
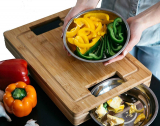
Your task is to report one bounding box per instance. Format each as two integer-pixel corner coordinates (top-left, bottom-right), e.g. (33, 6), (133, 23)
(84, 18), (95, 30)
(87, 32), (97, 40)
(84, 13), (109, 20)
(90, 16), (102, 22)
(88, 33), (96, 40)
(95, 22), (102, 32)
(79, 34), (89, 44)
(134, 113), (145, 124)
(67, 37), (74, 44)
(93, 21), (99, 28)
(67, 36), (90, 53)
(66, 13), (110, 52)
(78, 28), (96, 40)
(67, 37), (87, 54)
(77, 28), (97, 40)
(74, 18), (90, 28)
(108, 105), (125, 113)
(67, 35), (89, 45)
(75, 36), (84, 43)
(102, 19), (114, 24)
(77, 27), (90, 36)
(98, 24), (107, 36)
(79, 34), (90, 50)
(84, 13), (114, 24)
(103, 24), (107, 31)
(75, 36), (88, 54)
(79, 47), (87, 54)
(66, 26), (80, 38)
(84, 13), (110, 24)
(74, 38), (87, 54)
(126, 102), (144, 116)
(70, 28), (76, 32)
(73, 36), (100, 48)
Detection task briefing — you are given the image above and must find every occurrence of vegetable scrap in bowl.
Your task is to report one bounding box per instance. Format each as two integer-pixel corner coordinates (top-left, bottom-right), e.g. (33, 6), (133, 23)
(93, 96), (145, 126)
(64, 10), (128, 62)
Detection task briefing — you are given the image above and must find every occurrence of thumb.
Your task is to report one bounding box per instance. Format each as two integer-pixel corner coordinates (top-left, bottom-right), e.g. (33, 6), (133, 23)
(62, 8), (75, 33)
(122, 34), (139, 56)
(122, 49), (128, 57)
(62, 17), (72, 34)
(123, 40), (134, 56)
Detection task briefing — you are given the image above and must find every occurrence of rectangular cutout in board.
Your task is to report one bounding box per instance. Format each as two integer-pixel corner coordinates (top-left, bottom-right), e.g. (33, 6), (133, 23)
(30, 17), (63, 35)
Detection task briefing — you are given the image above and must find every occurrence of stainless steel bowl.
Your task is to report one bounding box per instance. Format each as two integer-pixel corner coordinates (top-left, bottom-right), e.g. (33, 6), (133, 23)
(90, 78), (158, 126)
(63, 8), (130, 63)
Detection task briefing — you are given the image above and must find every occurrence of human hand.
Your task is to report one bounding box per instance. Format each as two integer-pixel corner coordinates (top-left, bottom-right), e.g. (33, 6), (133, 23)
(62, 6), (91, 56)
(62, 7), (91, 35)
(103, 17), (145, 66)
(62, 0), (100, 56)
(62, 0), (100, 34)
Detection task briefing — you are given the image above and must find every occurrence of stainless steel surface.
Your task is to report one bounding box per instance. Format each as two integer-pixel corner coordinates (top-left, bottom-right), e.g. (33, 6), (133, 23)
(91, 78), (124, 97)
(63, 8), (130, 63)
(90, 78), (158, 126)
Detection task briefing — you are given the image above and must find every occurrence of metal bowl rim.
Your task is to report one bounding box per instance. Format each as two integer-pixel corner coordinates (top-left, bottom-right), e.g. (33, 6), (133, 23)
(63, 8), (130, 63)
(139, 84), (159, 125)
(89, 78), (159, 126)
(90, 77), (121, 95)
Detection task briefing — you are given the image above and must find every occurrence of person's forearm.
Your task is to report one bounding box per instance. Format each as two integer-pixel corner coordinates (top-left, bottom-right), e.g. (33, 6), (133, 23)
(75, 0), (100, 9)
(135, 2), (160, 30)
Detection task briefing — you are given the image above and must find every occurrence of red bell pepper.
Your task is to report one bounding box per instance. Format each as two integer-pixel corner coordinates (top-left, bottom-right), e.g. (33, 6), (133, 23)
(0, 59), (30, 90)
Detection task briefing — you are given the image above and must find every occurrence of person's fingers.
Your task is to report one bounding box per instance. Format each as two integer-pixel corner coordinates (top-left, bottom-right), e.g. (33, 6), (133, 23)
(67, 51), (71, 56)
(63, 45), (71, 56)
(62, 17), (71, 34)
(61, 33), (63, 38)
(124, 32), (140, 54)
(62, 16), (71, 31)
(126, 17), (134, 24)
(63, 45), (67, 51)
(103, 54), (125, 66)
(62, 8), (74, 34)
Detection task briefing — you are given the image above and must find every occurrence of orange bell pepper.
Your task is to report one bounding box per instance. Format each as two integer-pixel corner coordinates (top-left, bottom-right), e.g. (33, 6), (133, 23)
(3, 81), (37, 117)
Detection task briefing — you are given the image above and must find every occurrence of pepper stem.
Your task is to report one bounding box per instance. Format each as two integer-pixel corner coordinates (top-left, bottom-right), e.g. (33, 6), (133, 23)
(12, 88), (27, 100)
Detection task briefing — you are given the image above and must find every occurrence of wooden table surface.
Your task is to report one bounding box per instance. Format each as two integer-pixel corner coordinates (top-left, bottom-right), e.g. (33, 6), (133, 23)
(0, 75), (159, 126)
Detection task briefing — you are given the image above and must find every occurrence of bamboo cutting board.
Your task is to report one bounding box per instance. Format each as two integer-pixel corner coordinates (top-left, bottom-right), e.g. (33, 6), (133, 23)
(4, 8), (152, 125)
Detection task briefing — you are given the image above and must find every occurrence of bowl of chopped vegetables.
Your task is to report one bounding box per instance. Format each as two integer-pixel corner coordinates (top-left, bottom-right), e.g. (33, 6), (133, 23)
(63, 8), (130, 62)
